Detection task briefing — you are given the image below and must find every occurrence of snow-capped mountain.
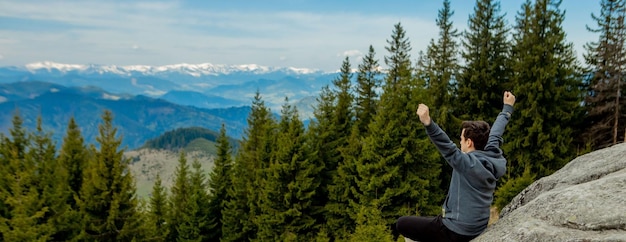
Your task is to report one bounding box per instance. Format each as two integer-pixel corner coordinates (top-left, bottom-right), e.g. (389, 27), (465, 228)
(22, 61), (324, 77)
(0, 61), (338, 117)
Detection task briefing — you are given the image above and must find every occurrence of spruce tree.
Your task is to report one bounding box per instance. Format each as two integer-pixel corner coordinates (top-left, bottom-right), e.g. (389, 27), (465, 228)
(0, 114), (53, 241)
(30, 117), (79, 241)
(325, 50), (381, 239)
(79, 110), (142, 241)
(177, 159), (210, 241)
(147, 174), (169, 241)
(348, 202), (394, 242)
(57, 116), (89, 240)
(167, 150), (191, 241)
(315, 57), (358, 239)
(222, 91), (275, 242)
(582, 0), (626, 149)
(418, 0), (461, 131)
(354, 45), (383, 134)
(357, 23), (443, 231)
(257, 98), (319, 241)
(458, 0), (512, 123)
(497, 0), (585, 207)
(206, 123), (233, 241)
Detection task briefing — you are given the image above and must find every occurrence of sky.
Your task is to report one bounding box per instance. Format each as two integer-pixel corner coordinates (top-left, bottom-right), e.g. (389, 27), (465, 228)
(0, 0), (601, 72)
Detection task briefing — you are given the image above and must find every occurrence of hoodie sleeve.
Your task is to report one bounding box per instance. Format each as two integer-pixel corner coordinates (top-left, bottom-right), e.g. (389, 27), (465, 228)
(484, 104), (514, 154)
(424, 121), (472, 172)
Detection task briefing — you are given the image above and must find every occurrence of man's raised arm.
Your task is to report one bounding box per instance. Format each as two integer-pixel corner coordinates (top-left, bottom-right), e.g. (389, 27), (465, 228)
(485, 91), (516, 152)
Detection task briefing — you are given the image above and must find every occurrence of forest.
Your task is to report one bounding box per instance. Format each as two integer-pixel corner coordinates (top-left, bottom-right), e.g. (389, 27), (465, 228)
(1, 0), (625, 241)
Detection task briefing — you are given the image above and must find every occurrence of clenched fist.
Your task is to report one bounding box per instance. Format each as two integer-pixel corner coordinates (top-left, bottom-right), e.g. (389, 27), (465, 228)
(416, 104), (431, 126)
(504, 91), (516, 106)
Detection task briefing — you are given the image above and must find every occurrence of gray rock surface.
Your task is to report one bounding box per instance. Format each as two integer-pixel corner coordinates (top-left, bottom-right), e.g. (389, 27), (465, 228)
(474, 143), (626, 242)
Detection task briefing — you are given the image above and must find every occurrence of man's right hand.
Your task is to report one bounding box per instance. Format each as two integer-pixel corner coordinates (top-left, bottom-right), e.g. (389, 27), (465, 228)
(504, 91), (516, 106)
(416, 104), (431, 126)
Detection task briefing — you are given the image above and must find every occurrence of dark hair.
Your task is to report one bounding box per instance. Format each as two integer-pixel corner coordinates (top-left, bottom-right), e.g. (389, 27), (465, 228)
(461, 121), (490, 150)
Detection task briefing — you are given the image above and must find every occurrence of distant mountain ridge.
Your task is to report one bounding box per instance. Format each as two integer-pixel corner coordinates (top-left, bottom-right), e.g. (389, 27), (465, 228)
(22, 61), (325, 76)
(0, 81), (250, 149)
(0, 61), (337, 117)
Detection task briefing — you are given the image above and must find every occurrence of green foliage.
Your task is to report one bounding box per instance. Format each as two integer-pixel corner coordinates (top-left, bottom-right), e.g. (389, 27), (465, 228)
(582, 0), (626, 149)
(147, 174), (169, 241)
(348, 203), (394, 242)
(257, 98), (320, 241)
(167, 151), (191, 241)
(357, 23), (443, 233)
(504, 0), (585, 181)
(354, 45), (382, 134)
(78, 110), (143, 241)
(143, 126), (239, 152)
(494, 170), (535, 212)
(222, 91), (276, 242)
(206, 124), (233, 241)
(177, 159), (211, 241)
(0, 114), (54, 241)
(458, 0), (512, 123)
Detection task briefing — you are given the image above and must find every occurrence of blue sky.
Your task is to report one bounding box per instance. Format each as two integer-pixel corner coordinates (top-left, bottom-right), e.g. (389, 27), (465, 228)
(0, 0), (600, 71)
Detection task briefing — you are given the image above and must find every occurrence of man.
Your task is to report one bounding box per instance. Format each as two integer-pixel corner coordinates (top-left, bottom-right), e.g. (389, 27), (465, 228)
(396, 91), (516, 242)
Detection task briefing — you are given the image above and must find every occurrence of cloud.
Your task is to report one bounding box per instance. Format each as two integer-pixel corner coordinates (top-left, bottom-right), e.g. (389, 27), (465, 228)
(0, 0), (437, 70)
(340, 50), (363, 58)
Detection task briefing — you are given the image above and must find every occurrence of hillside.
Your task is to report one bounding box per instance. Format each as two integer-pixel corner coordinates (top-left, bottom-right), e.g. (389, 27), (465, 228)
(0, 82), (250, 149)
(126, 148), (215, 199)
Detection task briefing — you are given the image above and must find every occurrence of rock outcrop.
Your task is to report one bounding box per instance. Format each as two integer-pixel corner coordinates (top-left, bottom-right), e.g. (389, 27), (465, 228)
(474, 143), (626, 242)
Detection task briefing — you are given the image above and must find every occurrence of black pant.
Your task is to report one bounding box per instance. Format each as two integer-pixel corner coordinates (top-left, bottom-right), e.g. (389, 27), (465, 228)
(395, 215), (477, 242)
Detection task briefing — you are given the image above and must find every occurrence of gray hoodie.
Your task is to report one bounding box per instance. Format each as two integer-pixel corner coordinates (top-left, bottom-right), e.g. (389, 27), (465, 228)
(424, 104), (513, 236)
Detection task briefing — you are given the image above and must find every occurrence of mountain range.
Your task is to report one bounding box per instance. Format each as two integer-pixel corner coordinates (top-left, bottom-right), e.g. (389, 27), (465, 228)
(0, 62), (339, 149)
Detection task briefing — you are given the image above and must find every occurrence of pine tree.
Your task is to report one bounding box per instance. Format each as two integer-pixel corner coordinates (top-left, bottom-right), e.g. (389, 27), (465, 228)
(206, 123), (233, 241)
(323, 49), (382, 239)
(222, 91), (275, 242)
(418, 0), (461, 131)
(314, 57), (358, 239)
(0, 114), (53, 241)
(168, 150), (191, 241)
(458, 0), (512, 123)
(497, 0), (585, 207)
(147, 174), (169, 241)
(177, 159), (210, 241)
(348, 202), (394, 242)
(79, 110), (142, 241)
(354, 45), (383, 134)
(357, 23), (443, 232)
(582, 0), (626, 149)
(56, 116), (89, 240)
(257, 98), (319, 241)
(29, 117), (80, 241)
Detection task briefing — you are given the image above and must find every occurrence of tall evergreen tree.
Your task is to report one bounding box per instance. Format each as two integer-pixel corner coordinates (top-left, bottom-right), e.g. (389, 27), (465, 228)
(583, 0), (626, 149)
(497, 0), (585, 208)
(222, 91), (275, 242)
(29, 117), (78, 241)
(168, 150), (191, 241)
(177, 159), (211, 241)
(207, 123), (233, 241)
(147, 174), (169, 241)
(357, 23), (443, 231)
(56, 116), (89, 240)
(79, 110), (142, 241)
(458, 0), (512, 123)
(257, 98), (319, 241)
(418, 0), (461, 131)
(317, 57), (359, 239)
(354, 45), (383, 134)
(0, 114), (53, 241)
(348, 202), (394, 242)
